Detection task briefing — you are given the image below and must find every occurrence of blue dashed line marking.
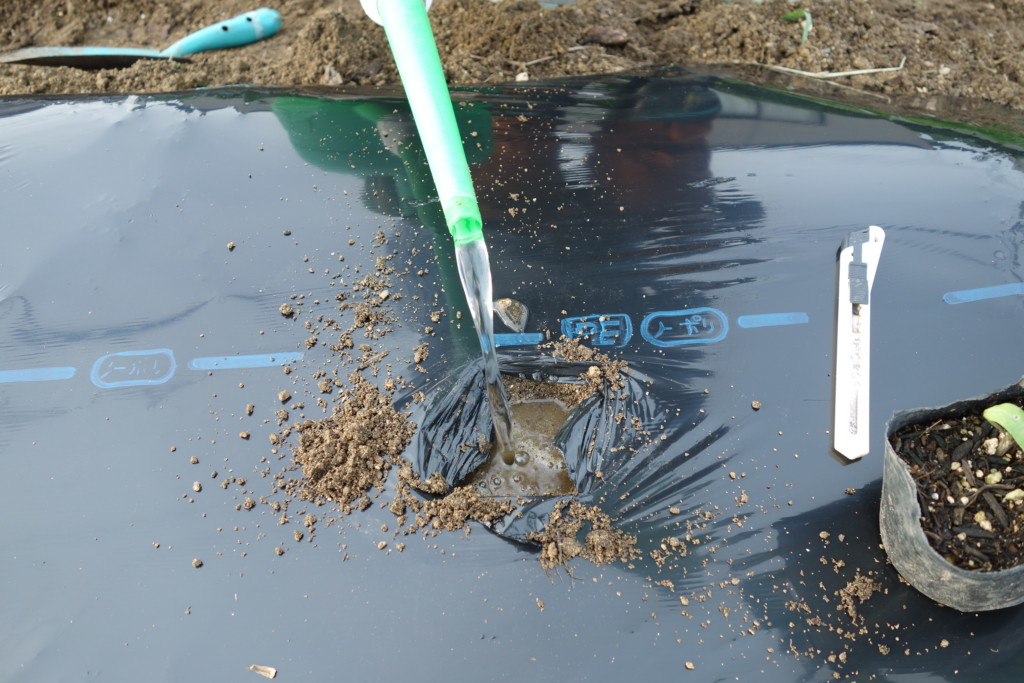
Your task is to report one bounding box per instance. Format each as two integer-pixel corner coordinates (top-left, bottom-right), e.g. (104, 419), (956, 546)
(0, 304), (817, 387)
(0, 349), (304, 388)
(494, 333), (545, 347)
(0, 366), (77, 384)
(737, 312), (810, 328)
(943, 283), (1024, 305)
(188, 352), (304, 370)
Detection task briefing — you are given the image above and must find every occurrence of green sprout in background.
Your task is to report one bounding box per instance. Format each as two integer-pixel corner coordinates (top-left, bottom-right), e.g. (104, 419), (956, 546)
(983, 403), (1024, 451)
(782, 8), (813, 44)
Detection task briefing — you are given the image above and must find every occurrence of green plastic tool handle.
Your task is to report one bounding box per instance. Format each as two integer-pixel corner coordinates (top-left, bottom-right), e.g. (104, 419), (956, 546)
(373, 0), (484, 246)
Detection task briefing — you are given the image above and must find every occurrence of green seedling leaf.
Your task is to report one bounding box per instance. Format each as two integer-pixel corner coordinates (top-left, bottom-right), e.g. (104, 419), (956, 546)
(781, 9), (812, 43)
(982, 403), (1024, 450)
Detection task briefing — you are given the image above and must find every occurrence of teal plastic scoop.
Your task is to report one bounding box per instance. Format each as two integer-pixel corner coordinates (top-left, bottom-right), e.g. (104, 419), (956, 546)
(364, 0), (483, 247)
(0, 8), (282, 69)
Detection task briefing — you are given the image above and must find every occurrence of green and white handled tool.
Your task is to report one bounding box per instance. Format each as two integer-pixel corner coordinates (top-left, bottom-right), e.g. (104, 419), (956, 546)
(363, 0), (518, 463)
(360, 0), (483, 248)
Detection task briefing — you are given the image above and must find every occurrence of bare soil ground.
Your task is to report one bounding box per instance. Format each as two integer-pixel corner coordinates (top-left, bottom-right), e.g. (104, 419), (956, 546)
(1, 0), (1022, 118)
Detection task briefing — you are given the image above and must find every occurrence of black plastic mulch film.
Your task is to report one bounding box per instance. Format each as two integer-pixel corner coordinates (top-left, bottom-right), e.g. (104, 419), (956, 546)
(3, 70), (1024, 681)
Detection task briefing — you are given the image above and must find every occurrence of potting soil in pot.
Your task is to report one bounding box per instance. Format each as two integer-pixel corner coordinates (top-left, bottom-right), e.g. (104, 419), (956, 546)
(4, 70), (1024, 681)
(891, 401), (1024, 573)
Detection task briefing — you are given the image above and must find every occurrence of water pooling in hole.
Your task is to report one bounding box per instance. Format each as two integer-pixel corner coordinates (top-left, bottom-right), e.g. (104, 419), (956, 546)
(454, 239), (520, 465)
(462, 399), (575, 496)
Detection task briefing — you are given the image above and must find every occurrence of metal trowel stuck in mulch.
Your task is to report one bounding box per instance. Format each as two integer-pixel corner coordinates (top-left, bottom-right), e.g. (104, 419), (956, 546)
(0, 8), (281, 69)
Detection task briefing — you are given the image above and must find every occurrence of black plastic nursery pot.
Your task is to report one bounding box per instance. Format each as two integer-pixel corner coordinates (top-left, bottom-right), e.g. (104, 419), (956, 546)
(882, 379), (1024, 612)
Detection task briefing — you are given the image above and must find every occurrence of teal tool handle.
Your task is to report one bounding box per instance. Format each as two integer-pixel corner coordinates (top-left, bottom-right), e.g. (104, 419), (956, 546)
(160, 8), (282, 58)
(372, 0), (484, 246)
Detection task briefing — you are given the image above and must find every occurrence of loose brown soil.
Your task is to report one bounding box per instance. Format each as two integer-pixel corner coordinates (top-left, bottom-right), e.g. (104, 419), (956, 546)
(1, 0), (1023, 117)
(285, 351), (636, 567)
(291, 372), (416, 514)
(891, 405), (1024, 572)
(836, 572), (882, 624)
(264, 222), (637, 568)
(528, 499), (642, 570)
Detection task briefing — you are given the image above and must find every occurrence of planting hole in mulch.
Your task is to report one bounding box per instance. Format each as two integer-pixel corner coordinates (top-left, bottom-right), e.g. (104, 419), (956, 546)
(460, 397), (576, 497)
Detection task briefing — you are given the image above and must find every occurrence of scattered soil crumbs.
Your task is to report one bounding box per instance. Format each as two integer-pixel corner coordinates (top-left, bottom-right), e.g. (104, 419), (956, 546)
(891, 407), (1024, 572)
(270, 231), (638, 569)
(548, 337), (628, 393)
(496, 338), (628, 412)
(836, 573), (881, 625)
(528, 500), (641, 571)
(500, 338), (626, 409)
(284, 362), (522, 539)
(291, 373), (415, 514)
(393, 465), (517, 533)
(503, 375), (591, 409)
(287, 370), (637, 567)
(765, 532), (903, 678)
(2, 0), (1024, 118)
(285, 348), (638, 567)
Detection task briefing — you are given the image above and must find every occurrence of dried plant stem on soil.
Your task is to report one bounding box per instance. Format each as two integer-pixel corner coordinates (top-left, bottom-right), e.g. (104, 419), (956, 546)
(761, 56), (906, 80)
